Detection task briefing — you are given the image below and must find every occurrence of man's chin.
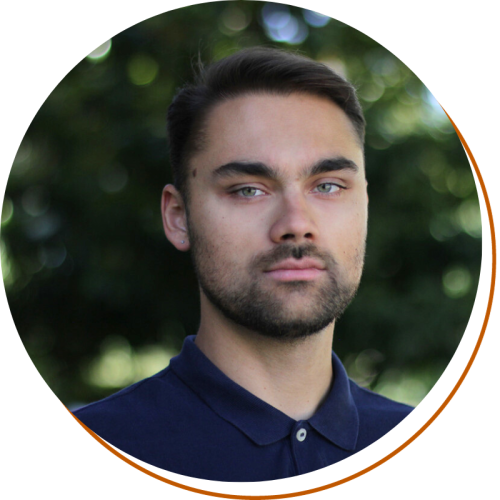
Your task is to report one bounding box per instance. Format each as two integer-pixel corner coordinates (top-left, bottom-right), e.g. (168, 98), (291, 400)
(248, 314), (335, 341)
(270, 309), (335, 328)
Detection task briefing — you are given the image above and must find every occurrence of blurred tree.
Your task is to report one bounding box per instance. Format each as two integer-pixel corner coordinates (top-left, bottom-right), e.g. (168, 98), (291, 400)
(1, 1), (481, 408)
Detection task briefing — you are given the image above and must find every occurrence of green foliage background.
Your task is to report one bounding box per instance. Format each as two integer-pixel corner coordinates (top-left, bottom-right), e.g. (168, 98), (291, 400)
(1, 2), (481, 409)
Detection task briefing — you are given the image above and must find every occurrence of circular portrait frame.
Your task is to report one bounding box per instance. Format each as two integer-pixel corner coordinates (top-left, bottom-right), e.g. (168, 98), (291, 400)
(1, 0), (497, 498)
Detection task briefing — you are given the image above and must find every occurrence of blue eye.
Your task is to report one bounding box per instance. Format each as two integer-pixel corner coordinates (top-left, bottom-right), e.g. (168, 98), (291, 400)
(237, 187), (265, 197)
(314, 183), (340, 194)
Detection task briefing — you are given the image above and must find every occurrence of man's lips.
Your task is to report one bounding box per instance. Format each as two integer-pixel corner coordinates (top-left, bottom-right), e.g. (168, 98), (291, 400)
(264, 258), (326, 281)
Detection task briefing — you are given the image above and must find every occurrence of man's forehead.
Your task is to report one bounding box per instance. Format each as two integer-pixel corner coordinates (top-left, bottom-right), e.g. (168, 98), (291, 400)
(189, 92), (364, 177)
(206, 92), (357, 134)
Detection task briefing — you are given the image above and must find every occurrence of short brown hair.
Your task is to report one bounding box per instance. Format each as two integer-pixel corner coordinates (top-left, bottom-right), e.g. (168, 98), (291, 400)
(166, 47), (365, 202)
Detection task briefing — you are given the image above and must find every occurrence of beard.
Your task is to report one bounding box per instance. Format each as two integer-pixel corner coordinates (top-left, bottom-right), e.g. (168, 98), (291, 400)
(188, 223), (364, 342)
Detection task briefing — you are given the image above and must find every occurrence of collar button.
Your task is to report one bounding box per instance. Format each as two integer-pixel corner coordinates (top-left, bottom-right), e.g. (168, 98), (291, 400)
(296, 428), (307, 442)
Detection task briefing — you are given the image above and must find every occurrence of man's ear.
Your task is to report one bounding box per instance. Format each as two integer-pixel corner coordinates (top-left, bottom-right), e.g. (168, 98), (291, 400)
(161, 184), (190, 251)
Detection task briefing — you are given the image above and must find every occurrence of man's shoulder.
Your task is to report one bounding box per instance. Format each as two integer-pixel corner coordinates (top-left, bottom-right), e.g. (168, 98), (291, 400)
(73, 366), (189, 434)
(348, 380), (413, 442)
(350, 381), (414, 414)
(72, 363), (234, 474)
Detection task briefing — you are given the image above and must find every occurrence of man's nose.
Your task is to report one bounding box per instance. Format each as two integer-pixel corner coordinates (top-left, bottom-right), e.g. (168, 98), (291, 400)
(269, 193), (317, 244)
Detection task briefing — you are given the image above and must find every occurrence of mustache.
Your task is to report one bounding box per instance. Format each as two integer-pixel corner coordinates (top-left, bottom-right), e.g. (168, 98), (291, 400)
(251, 243), (337, 270)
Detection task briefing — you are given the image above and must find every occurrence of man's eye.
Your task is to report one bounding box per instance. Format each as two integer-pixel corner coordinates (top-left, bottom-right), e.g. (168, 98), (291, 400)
(236, 187), (265, 197)
(314, 183), (341, 194)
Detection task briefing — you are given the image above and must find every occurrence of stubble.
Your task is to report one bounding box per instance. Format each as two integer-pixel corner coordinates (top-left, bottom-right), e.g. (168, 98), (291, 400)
(188, 220), (365, 341)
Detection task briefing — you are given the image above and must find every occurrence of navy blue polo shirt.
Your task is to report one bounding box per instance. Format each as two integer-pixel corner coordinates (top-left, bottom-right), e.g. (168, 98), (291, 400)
(74, 335), (413, 481)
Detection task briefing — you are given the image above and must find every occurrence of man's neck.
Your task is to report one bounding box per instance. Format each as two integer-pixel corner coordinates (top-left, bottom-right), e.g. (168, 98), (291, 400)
(194, 298), (335, 421)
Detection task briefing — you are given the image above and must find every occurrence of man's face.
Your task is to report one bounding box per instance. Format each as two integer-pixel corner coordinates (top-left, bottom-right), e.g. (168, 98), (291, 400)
(185, 92), (368, 340)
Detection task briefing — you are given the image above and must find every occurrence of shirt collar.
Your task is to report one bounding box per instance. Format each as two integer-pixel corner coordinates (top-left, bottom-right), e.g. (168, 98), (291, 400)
(170, 335), (359, 450)
(309, 348), (359, 450)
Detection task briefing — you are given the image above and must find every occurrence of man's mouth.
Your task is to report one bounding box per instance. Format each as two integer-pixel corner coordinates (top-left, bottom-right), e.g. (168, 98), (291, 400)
(264, 258), (326, 282)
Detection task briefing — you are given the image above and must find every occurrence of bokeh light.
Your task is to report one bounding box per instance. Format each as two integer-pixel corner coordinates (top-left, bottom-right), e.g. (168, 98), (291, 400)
(98, 165), (129, 193)
(24, 212), (61, 241)
(345, 349), (385, 387)
(21, 186), (50, 217)
(262, 3), (308, 44)
(84, 336), (177, 390)
(302, 9), (330, 28)
(374, 369), (431, 407)
(1, 197), (14, 226)
(1, 240), (14, 286)
(219, 4), (251, 35)
(455, 199), (482, 238)
(38, 243), (67, 269)
(443, 266), (472, 298)
(127, 54), (159, 86)
(86, 39), (112, 63)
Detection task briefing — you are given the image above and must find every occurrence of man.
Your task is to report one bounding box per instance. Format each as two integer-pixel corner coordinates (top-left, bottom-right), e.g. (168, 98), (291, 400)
(74, 47), (413, 481)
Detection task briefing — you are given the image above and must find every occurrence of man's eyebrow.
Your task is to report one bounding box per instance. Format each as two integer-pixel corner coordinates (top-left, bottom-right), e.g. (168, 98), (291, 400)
(212, 161), (278, 180)
(212, 157), (359, 181)
(307, 157), (359, 177)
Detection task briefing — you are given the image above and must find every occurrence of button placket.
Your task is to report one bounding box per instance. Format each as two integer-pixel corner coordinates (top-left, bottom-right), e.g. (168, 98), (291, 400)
(290, 422), (311, 476)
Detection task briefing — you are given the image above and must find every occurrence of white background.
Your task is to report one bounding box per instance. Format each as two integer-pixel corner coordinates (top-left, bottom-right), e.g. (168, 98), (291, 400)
(1, 1), (498, 498)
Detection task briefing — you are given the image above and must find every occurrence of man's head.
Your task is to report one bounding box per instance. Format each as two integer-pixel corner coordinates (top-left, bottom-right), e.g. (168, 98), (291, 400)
(162, 48), (368, 341)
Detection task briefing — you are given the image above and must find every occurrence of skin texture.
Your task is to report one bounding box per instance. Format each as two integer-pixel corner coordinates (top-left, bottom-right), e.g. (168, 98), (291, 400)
(162, 92), (368, 420)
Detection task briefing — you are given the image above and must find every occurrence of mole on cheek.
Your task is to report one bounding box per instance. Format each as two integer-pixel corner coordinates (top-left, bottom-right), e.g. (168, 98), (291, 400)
(192, 169), (197, 178)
